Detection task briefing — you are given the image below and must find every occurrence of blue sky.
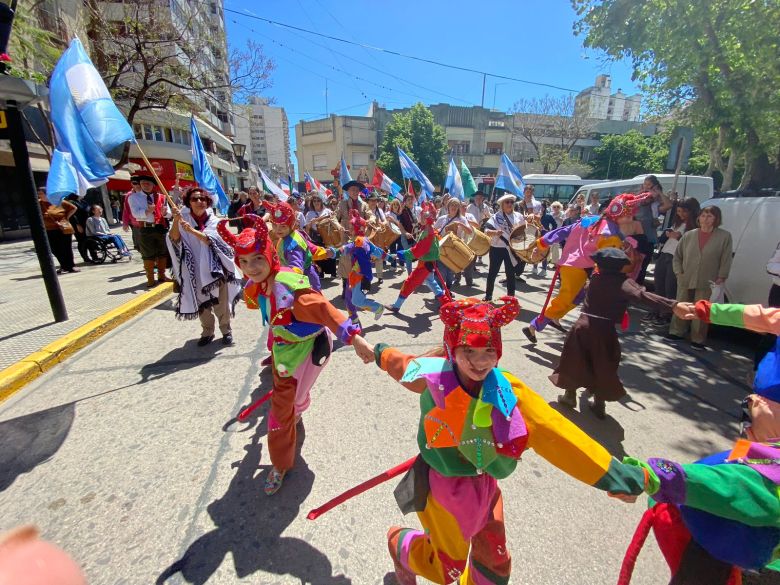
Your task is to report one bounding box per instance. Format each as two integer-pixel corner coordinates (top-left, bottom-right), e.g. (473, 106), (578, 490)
(223, 0), (640, 175)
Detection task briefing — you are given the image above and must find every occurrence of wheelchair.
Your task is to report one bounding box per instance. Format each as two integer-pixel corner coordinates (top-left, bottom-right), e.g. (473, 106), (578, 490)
(86, 236), (131, 264)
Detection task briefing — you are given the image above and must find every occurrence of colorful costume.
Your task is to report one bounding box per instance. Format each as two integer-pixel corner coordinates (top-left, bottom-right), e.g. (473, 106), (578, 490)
(526, 193), (653, 338)
(217, 215), (360, 495)
(389, 202), (451, 312)
(373, 297), (649, 584)
(550, 248), (677, 418)
(337, 210), (385, 322)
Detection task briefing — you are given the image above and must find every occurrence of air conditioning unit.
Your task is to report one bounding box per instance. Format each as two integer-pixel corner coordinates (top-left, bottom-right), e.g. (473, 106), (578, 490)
(369, 153), (375, 160)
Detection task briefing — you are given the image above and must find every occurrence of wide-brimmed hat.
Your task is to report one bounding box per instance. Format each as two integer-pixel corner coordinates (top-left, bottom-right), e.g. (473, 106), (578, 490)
(342, 180), (365, 191)
(132, 174), (156, 183)
(497, 194), (516, 205)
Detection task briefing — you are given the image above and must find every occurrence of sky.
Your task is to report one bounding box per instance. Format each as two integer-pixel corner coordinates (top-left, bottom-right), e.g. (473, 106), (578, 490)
(223, 0), (641, 177)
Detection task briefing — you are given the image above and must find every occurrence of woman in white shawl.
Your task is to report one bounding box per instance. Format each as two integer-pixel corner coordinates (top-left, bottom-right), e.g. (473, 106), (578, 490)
(167, 187), (243, 346)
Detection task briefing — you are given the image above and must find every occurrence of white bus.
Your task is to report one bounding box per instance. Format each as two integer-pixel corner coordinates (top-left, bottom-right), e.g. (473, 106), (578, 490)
(569, 174), (714, 207)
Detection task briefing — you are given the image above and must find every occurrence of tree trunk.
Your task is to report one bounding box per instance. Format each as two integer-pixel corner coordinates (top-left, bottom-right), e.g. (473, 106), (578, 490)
(721, 151), (736, 191)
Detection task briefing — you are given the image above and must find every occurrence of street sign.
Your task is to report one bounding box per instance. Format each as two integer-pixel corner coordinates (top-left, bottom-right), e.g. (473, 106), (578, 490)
(666, 127), (694, 172)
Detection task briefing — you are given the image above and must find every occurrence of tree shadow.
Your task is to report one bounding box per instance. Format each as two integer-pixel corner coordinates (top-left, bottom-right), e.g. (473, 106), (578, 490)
(523, 345), (559, 370)
(0, 402), (75, 492)
(548, 399), (627, 459)
(139, 339), (224, 384)
(156, 421), (351, 584)
(379, 310), (434, 339)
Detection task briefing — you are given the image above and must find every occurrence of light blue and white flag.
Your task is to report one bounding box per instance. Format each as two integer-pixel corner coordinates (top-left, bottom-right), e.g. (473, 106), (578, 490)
(339, 156), (352, 184)
(397, 148), (435, 200)
(46, 38), (134, 203)
(444, 157), (464, 200)
(260, 169), (288, 201)
(495, 153), (525, 196)
(190, 117), (229, 214)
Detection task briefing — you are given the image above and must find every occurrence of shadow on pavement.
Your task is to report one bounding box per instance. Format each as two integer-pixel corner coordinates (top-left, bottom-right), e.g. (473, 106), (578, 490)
(0, 322), (55, 343)
(0, 402), (75, 492)
(106, 282), (151, 296)
(156, 421), (351, 585)
(548, 399), (627, 459)
(139, 339), (223, 383)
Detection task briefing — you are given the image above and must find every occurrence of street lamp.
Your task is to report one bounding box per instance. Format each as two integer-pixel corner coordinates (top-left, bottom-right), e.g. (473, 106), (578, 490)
(231, 143), (247, 190)
(231, 142), (246, 160)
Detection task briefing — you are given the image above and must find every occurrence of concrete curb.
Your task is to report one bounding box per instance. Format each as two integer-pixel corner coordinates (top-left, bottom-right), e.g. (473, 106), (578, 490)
(0, 282), (174, 403)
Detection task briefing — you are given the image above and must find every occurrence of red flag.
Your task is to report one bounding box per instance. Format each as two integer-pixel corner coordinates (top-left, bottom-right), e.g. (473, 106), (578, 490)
(408, 181), (415, 197)
(371, 166), (383, 188)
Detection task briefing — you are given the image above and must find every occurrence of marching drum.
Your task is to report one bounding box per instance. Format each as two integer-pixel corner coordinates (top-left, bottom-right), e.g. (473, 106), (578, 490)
(509, 225), (547, 264)
(464, 229), (490, 257)
(370, 223), (401, 249)
(317, 216), (345, 247)
(439, 232), (476, 273)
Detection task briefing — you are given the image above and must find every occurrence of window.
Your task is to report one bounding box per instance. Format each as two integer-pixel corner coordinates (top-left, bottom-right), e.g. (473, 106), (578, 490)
(352, 152), (369, 167)
(448, 140), (470, 155)
(171, 128), (190, 145)
(133, 124), (143, 140)
(313, 154), (328, 170)
(486, 142), (503, 155)
(488, 120), (505, 128)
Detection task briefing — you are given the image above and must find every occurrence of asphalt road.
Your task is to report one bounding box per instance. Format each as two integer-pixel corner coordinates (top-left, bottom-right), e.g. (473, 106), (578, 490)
(0, 265), (756, 584)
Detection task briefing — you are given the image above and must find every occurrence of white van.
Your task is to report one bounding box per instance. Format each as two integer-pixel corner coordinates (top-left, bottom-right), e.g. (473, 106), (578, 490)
(522, 174), (606, 203)
(703, 194), (780, 305)
(569, 174), (714, 207)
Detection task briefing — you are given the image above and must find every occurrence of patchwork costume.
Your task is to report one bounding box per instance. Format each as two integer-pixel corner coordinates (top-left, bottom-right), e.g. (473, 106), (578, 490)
(389, 202), (452, 312)
(372, 297), (649, 584)
(218, 215), (360, 495)
(526, 193), (653, 338)
(336, 210), (385, 322)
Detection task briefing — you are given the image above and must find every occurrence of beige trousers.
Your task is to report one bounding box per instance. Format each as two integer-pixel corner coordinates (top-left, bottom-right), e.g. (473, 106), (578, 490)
(669, 286), (711, 343)
(199, 282), (232, 337)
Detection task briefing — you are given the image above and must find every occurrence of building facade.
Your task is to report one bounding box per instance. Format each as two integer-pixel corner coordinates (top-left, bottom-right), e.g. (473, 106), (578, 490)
(575, 75), (642, 122)
(235, 96), (292, 180)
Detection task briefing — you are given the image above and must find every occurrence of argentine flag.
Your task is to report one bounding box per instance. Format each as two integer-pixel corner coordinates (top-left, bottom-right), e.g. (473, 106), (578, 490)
(190, 117), (230, 214)
(46, 38), (134, 203)
(495, 153), (525, 196)
(444, 158), (464, 200)
(397, 148), (435, 200)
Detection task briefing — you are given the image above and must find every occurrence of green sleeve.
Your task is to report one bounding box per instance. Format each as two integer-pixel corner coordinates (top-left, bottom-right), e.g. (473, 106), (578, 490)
(708, 303), (747, 328)
(682, 463), (780, 528)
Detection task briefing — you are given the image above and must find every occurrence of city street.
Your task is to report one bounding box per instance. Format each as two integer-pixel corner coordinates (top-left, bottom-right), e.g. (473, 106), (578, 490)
(0, 265), (754, 585)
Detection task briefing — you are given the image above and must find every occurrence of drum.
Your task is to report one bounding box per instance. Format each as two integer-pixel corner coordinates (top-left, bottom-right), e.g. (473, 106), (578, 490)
(317, 217), (344, 247)
(370, 223), (401, 249)
(509, 225), (547, 264)
(439, 232), (475, 273)
(465, 229), (490, 257)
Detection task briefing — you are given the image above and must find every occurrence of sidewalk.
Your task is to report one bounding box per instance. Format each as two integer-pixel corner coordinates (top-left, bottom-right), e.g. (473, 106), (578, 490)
(0, 227), (168, 370)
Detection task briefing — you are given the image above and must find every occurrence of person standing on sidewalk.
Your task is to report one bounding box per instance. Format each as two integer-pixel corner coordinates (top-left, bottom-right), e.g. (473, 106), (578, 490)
(167, 187), (242, 346)
(128, 174), (172, 288)
(38, 187), (80, 274)
(65, 194), (93, 264)
(122, 177), (142, 251)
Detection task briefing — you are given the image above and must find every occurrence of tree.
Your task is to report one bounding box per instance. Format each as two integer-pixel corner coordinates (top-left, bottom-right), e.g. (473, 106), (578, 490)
(509, 94), (595, 174)
(6, 1), (62, 83)
(572, 0), (780, 188)
(376, 103), (448, 187)
(588, 130), (665, 179)
(84, 0), (274, 127)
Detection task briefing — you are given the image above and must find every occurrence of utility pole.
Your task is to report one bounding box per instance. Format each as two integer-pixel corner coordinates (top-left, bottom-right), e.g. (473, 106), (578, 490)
(481, 73), (486, 108)
(325, 79), (328, 116)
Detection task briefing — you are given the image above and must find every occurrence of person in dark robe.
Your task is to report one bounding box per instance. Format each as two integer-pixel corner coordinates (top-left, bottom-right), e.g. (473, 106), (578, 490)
(549, 247), (686, 418)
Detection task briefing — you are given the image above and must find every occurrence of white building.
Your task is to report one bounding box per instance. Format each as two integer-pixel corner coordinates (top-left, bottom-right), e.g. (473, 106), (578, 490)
(237, 96), (292, 180)
(575, 75), (642, 122)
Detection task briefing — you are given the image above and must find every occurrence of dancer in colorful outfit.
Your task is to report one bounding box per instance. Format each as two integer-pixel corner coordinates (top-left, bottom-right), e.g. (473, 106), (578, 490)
(551, 248), (686, 418)
(362, 297), (650, 584)
(523, 192), (654, 343)
(217, 215), (365, 495)
(336, 210), (386, 323)
(386, 202), (452, 313)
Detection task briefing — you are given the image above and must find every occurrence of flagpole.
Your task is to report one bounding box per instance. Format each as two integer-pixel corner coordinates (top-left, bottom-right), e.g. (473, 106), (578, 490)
(134, 141), (178, 209)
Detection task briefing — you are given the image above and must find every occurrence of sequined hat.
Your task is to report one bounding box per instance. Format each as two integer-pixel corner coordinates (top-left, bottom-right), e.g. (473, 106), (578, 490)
(265, 201), (296, 227)
(217, 214), (281, 276)
(440, 296), (520, 359)
(604, 192), (655, 220)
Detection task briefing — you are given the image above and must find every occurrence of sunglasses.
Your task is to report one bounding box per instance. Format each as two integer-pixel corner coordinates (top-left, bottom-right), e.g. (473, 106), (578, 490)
(190, 196), (209, 203)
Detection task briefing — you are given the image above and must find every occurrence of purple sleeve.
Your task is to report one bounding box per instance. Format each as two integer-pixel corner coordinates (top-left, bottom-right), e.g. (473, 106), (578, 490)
(648, 458), (687, 505)
(541, 223), (576, 247)
(284, 245), (305, 271)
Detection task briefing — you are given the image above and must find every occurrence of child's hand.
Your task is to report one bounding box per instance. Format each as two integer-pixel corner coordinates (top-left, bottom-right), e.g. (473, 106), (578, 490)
(352, 334), (374, 364)
(674, 302), (696, 320)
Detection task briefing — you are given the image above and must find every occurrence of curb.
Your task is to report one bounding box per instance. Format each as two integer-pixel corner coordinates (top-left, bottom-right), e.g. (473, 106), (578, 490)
(0, 282), (174, 404)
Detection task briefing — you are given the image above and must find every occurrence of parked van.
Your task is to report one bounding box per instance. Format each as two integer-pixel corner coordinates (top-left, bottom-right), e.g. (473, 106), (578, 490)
(569, 174), (714, 207)
(522, 174), (606, 203)
(703, 193), (780, 305)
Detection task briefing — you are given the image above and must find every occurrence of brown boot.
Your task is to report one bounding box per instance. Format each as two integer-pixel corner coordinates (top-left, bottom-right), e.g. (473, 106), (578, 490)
(143, 260), (156, 288)
(156, 257), (171, 284)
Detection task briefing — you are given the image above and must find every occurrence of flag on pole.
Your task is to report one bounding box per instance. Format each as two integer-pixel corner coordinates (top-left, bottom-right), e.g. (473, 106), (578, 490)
(444, 158), (464, 200)
(339, 156), (352, 184)
(397, 148), (435, 200)
(279, 176), (291, 196)
(190, 117), (230, 214)
(461, 160), (478, 198)
(304, 172), (331, 199)
(260, 169), (288, 201)
(408, 180), (415, 197)
(46, 38), (134, 203)
(495, 153), (525, 196)
(371, 166), (402, 199)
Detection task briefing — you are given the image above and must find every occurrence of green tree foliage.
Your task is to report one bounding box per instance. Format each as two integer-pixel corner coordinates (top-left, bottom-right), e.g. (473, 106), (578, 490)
(376, 103), (448, 188)
(6, 3), (61, 83)
(589, 130), (665, 180)
(572, 0), (780, 188)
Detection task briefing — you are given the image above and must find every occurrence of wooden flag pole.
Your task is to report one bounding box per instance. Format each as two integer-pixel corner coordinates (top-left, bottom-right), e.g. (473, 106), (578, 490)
(134, 142), (178, 210)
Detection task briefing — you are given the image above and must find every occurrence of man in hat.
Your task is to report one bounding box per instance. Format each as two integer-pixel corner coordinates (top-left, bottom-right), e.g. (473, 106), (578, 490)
(337, 180), (375, 228)
(128, 174), (172, 287)
(122, 176), (142, 250)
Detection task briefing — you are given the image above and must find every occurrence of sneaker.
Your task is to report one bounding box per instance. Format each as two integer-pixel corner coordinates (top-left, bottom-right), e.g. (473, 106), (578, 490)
(373, 305), (385, 320)
(222, 333), (234, 346)
(663, 333), (684, 341)
(385, 304), (400, 313)
(264, 468), (286, 496)
(522, 326), (537, 344)
(691, 342), (706, 351)
(197, 335), (214, 347)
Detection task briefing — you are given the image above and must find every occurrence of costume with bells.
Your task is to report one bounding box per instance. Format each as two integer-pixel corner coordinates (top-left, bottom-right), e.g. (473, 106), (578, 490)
(337, 210), (386, 322)
(388, 202), (451, 312)
(217, 215), (360, 495)
(525, 193), (654, 340)
(369, 297), (650, 584)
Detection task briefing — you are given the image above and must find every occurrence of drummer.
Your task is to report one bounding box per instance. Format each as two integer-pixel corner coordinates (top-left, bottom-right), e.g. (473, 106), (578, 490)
(304, 193), (337, 280)
(483, 193), (525, 301)
(365, 191), (388, 285)
(456, 200), (480, 288)
(467, 190), (491, 267)
(434, 198), (474, 290)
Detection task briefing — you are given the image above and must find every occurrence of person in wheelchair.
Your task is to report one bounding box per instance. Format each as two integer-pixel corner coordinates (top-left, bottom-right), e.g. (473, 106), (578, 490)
(85, 204), (131, 262)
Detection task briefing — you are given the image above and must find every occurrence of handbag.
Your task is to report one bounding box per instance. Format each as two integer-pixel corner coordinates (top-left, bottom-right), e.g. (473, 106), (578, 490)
(56, 218), (74, 235)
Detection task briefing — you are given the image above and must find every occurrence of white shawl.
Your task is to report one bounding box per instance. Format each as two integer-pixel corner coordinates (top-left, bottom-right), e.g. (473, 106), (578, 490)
(166, 208), (243, 320)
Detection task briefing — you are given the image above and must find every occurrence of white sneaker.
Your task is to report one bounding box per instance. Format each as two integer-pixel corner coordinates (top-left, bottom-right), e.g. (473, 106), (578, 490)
(373, 305), (385, 320)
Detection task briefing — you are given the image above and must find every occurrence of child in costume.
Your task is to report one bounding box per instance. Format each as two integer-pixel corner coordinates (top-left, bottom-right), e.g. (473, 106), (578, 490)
(550, 248), (685, 419)
(335, 210), (386, 324)
(364, 297), (651, 584)
(386, 202), (452, 313)
(217, 215), (365, 495)
(523, 192), (654, 343)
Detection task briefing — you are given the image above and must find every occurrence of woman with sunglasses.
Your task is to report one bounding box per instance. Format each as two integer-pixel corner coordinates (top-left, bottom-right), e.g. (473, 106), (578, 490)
(168, 187), (243, 346)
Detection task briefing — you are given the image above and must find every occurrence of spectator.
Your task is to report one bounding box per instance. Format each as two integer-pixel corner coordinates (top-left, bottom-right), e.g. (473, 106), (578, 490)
(228, 191), (247, 218)
(38, 187), (79, 273)
(65, 194), (92, 264)
(586, 191), (601, 215)
(122, 177), (142, 250)
(110, 197), (121, 223)
(538, 201), (558, 277)
(397, 194), (418, 274)
(386, 198), (404, 272)
(434, 198), (474, 290)
(666, 205), (733, 350)
(634, 174), (665, 284)
(304, 195), (337, 279)
(85, 205), (131, 257)
(520, 184), (542, 216)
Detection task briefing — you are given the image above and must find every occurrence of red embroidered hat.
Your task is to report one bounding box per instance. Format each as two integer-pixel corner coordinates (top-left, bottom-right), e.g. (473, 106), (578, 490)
(349, 209), (367, 236)
(604, 192), (655, 220)
(420, 201), (437, 226)
(217, 214), (281, 275)
(265, 201), (296, 227)
(440, 296), (520, 359)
